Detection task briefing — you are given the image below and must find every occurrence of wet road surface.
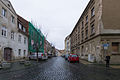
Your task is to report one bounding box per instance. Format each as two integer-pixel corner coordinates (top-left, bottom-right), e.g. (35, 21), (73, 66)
(0, 57), (120, 80)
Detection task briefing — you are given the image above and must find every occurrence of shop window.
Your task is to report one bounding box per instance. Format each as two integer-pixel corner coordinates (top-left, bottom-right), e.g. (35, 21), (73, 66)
(112, 42), (119, 54)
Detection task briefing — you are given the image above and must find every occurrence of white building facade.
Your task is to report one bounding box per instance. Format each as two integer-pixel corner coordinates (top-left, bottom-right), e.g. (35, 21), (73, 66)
(0, 0), (28, 61)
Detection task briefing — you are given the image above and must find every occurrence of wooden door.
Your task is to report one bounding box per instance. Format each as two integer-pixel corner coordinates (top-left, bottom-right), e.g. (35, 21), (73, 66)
(4, 48), (12, 61)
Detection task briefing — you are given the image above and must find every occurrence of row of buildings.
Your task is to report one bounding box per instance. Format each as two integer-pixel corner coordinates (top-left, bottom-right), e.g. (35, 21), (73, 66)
(0, 0), (53, 62)
(65, 0), (120, 63)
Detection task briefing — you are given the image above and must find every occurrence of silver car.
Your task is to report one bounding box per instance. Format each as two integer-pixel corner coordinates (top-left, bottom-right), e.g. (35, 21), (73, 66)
(41, 53), (48, 60)
(29, 53), (42, 60)
(29, 53), (48, 60)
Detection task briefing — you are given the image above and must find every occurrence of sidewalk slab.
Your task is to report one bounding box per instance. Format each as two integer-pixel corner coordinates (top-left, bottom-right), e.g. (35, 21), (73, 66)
(79, 59), (93, 65)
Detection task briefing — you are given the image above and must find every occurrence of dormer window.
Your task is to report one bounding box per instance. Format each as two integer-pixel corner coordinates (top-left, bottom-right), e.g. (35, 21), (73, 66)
(8, 4), (10, 7)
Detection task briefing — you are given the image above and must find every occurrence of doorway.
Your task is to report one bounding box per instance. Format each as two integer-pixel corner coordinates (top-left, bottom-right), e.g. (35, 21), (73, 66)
(4, 47), (12, 61)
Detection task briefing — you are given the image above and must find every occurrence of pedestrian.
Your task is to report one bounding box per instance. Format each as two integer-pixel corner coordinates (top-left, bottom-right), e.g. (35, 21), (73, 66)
(105, 54), (111, 67)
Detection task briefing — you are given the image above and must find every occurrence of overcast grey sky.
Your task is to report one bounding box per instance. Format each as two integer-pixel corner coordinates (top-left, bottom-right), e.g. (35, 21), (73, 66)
(9, 0), (90, 50)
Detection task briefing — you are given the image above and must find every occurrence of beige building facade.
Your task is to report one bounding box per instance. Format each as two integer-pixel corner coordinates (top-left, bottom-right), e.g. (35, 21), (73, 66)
(65, 35), (71, 54)
(70, 0), (120, 63)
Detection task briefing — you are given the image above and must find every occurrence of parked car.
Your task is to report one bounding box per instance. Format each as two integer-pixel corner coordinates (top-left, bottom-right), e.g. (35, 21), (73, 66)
(29, 53), (42, 60)
(48, 53), (52, 58)
(68, 54), (79, 63)
(61, 54), (65, 57)
(29, 52), (48, 60)
(65, 54), (69, 60)
(41, 53), (48, 60)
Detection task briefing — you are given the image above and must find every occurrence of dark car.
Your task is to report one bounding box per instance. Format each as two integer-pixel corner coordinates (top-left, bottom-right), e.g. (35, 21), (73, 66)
(48, 53), (52, 58)
(61, 54), (65, 57)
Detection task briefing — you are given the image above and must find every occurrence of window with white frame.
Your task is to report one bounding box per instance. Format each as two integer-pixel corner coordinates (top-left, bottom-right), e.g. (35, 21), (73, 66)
(11, 31), (14, 40)
(11, 15), (15, 23)
(18, 35), (21, 42)
(24, 37), (26, 44)
(2, 8), (6, 17)
(1, 26), (7, 37)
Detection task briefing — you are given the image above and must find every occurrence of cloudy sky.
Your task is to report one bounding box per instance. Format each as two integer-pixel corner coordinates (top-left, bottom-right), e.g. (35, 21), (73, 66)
(9, 0), (90, 50)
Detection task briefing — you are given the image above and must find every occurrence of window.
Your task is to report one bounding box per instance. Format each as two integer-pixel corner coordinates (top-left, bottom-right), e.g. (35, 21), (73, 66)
(24, 50), (26, 56)
(11, 15), (15, 23)
(18, 23), (22, 29)
(11, 32), (14, 40)
(24, 37), (26, 44)
(82, 21), (84, 29)
(23, 27), (26, 32)
(91, 7), (95, 17)
(18, 49), (21, 55)
(91, 24), (95, 34)
(112, 42), (119, 53)
(81, 31), (84, 41)
(2, 8), (6, 17)
(86, 15), (88, 23)
(2, 26), (7, 37)
(18, 35), (21, 42)
(85, 28), (88, 38)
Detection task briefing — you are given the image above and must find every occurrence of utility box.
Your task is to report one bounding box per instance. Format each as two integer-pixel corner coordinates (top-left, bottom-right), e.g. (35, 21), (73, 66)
(88, 54), (95, 62)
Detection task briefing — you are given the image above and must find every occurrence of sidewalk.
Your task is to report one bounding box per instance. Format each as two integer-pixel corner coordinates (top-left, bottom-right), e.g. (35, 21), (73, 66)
(0, 60), (39, 74)
(79, 59), (93, 65)
(79, 59), (120, 69)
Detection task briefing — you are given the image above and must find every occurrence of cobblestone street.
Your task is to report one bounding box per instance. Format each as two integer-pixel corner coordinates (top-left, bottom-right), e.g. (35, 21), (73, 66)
(0, 57), (120, 80)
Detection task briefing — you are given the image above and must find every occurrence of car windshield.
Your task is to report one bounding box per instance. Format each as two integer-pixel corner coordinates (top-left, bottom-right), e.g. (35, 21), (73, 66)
(71, 55), (77, 57)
